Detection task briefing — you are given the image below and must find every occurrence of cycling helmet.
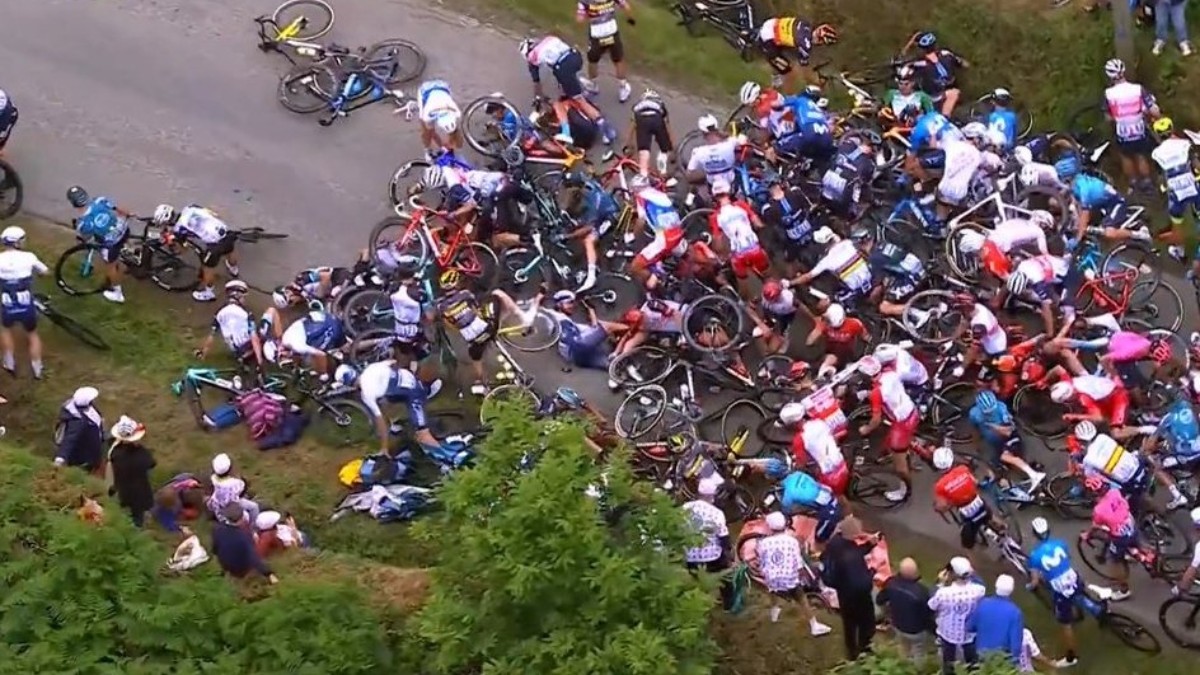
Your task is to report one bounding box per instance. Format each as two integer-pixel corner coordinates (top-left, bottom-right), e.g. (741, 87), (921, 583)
(1018, 164), (1041, 187)
(66, 186), (90, 208)
(501, 145), (526, 168)
(849, 226), (874, 242)
(628, 174), (650, 192)
(824, 303), (846, 328)
(739, 81), (762, 106)
(518, 38), (536, 58)
(697, 114), (720, 133)
(992, 88), (1013, 105)
(152, 204), (176, 226)
(562, 170), (587, 187)
(802, 84), (823, 101)
(641, 89), (661, 101)
(271, 285), (293, 309)
(1150, 338), (1174, 365)
(764, 458), (789, 480)
(813, 226), (838, 245)
(621, 308), (644, 328)
(435, 113), (458, 135)
(896, 65), (916, 82)
(858, 355), (882, 377)
(422, 166), (447, 189)
(224, 280), (249, 296)
(916, 31), (937, 49)
(762, 279), (783, 301)
(788, 360), (810, 380)
(1054, 154), (1081, 182)
(874, 343), (902, 364)
(962, 122), (988, 141)
(1013, 146), (1034, 166)
(1190, 506), (1200, 526)
(334, 364), (359, 388)
(1153, 117), (1174, 135)
(554, 386), (584, 409)
(994, 354), (1018, 373)
(1030, 516), (1050, 538)
(1050, 381), (1076, 404)
(711, 177), (732, 196)
(975, 390), (998, 412)
(957, 229), (986, 255)
(553, 289), (576, 306)
(1104, 58), (1125, 79)
(765, 511), (788, 531)
(439, 269), (461, 288)
(0, 226), (25, 245)
(1074, 419), (1098, 442)
(779, 402), (807, 426)
(932, 446), (955, 471)
(1006, 271), (1029, 296)
(1030, 210), (1054, 229)
(1084, 475), (1106, 492)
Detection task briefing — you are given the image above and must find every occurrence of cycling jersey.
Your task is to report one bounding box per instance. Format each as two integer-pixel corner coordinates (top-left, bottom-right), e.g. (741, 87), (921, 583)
(822, 316), (867, 348)
(891, 349), (929, 387)
(1106, 330), (1150, 363)
(759, 106), (796, 139)
(910, 51), (963, 94)
(934, 464), (985, 518)
(390, 284), (425, 340)
(548, 308), (608, 369)
(1152, 137), (1200, 216)
(969, 399), (1015, 449)
(576, 0), (627, 40)
(525, 35), (573, 71)
(970, 303), (1007, 356)
(686, 137), (741, 185)
(417, 80), (459, 126)
(986, 108), (1019, 150)
(281, 312), (346, 356)
(1081, 433), (1144, 485)
(709, 200), (761, 254)
(635, 188), (682, 233)
(640, 299), (684, 334)
(446, 170), (507, 204)
(870, 371), (915, 421)
(780, 470), (836, 513)
(821, 138), (873, 205)
(989, 219), (1046, 255)
(793, 418), (845, 474)
(1092, 488), (1137, 539)
(1030, 538), (1079, 596)
(75, 197), (127, 244)
(358, 359), (427, 427)
(810, 239), (873, 295)
(1104, 81), (1155, 142)
(869, 242), (924, 299)
(574, 179), (619, 229)
(760, 287), (798, 326)
(761, 191), (813, 248)
(0, 249), (45, 331)
(908, 111), (962, 153)
(1157, 398), (1200, 460)
(1071, 174), (1121, 211)
(883, 89), (934, 119)
(212, 302), (255, 354)
(800, 385), (847, 437)
(783, 96), (830, 140)
(938, 138), (983, 205)
(632, 97), (668, 120)
(1013, 254), (1068, 303)
(173, 206), (230, 245)
(758, 17), (813, 61)
(436, 289), (490, 343)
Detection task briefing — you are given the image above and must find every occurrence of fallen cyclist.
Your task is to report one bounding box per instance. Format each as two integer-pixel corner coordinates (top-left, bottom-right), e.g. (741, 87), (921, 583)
(542, 288), (631, 371)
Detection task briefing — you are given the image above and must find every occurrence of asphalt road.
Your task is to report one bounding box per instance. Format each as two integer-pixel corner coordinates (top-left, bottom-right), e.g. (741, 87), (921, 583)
(2, 0), (1195, 643)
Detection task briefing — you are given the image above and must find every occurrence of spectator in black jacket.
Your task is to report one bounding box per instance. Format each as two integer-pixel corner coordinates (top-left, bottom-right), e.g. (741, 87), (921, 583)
(54, 386), (105, 475)
(821, 517), (879, 660)
(211, 502), (278, 584)
(876, 557), (934, 662)
(107, 416), (156, 527)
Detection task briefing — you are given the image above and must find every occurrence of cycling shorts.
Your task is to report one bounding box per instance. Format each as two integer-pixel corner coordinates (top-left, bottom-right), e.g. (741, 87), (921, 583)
(634, 114), (672, 153)
(937, 152), (979, 206)
(97, 229), (130, 264)
(1097, 386), (1131, 427)
(551, 50), (586, 99)
(1051, 586), (1082, 624)
(813, 503), (842, 543)
(634, 227), (686, 267)
(1116, 135), (1154, 158)
(984, 434), (1024, 469)
(886, 410), (919, 452)
(385, 383), (428, 430)
(199, 231), (237, 269)
(0, 303), (36, 332)
(586, 31), (625, 63)
(818, 462), (849, 497)
(959, 503), (992, 549)
(776, 132), (833, 162)
(1103, 532), (1138, 563)
(562, 324), (609, 370)
(731, 246), (770, 279)
(1168, 192), (1200, 223)
(1161, 451), (1200, 470)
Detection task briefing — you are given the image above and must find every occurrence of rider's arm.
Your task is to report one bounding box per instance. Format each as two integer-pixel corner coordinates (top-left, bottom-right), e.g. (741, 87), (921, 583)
(804, 320), (824, 346)
(358, 374), (390, 453)
(1074, 395), (1105, 424)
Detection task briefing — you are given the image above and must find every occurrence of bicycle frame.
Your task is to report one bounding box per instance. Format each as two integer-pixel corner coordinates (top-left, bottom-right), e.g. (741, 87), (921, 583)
(320, 68), (400, 126)
(1076, 267), (1139, 314)
(400, 208), (470, 269)
(947, 190), (1034, 230)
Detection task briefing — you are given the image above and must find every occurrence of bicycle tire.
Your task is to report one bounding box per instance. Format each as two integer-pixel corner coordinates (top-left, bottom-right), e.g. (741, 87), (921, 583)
(278, 63), (337, 114)
(148, 241), (204, 292)
(1126, 278), (1183, 333)
(270, 0), (334, 40)
(849, 468), (909, 509)
(362, 39), (426, 85)
(235, 227), (288, 243)
(1103, 611), (1162, 653)
(37, 301), (110, 350)
(607, 346), (673, 389)
(944, 222), (989, 283)
(462, 95), (522, 158)
(721, 399), (767, 457)
(449, 241), (499, 292)
(1102, 242), (1161, 291)
(580, 273), (642, 322)
(899, 290), (967, 345)
(388, 159), (430, 208)
(498, 307), (561, 352)
(1158, 596), (1200, 650)
(1045, 471), (1096, 520)
(310, 397), (374, 447)
(184, 380), (210, 430)
(54, 242), (109, 296)
(681, 294), (744, 354)
(1011, 384), (1068, 440)
(368, 214), (430, 270)
(340, 289), (392, 338)
(0, 159), (23, 219)
(929, 381), (978, 446)
(615, 385), (668, 440)
(1077, 529), (1122, 581)
(346, 327), (394, 368)
(480, 384), (541, 425)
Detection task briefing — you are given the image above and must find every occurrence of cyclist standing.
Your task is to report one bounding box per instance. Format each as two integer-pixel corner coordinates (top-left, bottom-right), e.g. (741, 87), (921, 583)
(520, 35), (617, 145)
(67, 186), (134, 304)
(1149, 117), (1200, 269)
(985, 88), (1020, 151)
(626, 90), (674, 179)
(1102, 58), (1161, 193)
(902, 31), (969, 116)
(575, 0), (635, 103)
(0, 226), (48, 379)
(0, 87), (16, 156)
(1026, 517), (1086, 668)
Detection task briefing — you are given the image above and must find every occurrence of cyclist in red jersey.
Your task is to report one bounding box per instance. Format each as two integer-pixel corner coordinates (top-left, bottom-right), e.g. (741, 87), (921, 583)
(856, 355), (919, 501)
(931, 447), (1008, 549)
(807, 302), (869, 377)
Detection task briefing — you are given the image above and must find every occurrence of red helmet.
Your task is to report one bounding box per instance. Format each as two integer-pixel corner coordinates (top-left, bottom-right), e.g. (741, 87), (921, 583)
(1150, 339), (1173, 365)
(622, 308), (645, 328)
(788, 360), (811, 379)
(762, 279), (783, 301)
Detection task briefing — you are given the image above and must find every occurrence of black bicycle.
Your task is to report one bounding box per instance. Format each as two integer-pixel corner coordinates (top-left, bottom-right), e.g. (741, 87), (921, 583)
(34, 293), (109, 350)
(1160, 592), (1200, 651)
(55, 217), (202, 295)
(0, 158), (22, 219)
(278, 42), (425, 125)
(670, 0), (763, 63)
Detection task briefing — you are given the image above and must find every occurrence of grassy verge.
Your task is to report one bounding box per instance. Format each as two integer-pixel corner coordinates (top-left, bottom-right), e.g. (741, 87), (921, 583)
(459, 0), (1200, 129)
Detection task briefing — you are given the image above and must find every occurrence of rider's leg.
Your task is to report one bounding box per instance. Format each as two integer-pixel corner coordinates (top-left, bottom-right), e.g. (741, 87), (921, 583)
(27, 328), (43, 379)
(940, 88), (960, 116)
(0, 326), (13, 372)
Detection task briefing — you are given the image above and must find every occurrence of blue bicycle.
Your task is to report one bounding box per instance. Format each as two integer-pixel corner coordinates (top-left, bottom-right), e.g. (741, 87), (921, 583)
(277, 39), (425, 125)
(388, 150), (475, 209)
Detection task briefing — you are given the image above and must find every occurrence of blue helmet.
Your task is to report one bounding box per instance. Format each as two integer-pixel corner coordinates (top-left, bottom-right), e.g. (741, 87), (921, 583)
(555, 386), (584, 409)
(1054, 154), (1081, 182)
(765, 458), (789, 481)
(916, 32), (937, 49)
(975, 390), (998, 411)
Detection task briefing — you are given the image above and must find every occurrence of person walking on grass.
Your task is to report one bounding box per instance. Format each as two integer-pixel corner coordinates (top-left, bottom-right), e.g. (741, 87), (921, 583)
(1153, 0), (1193, 57)
(107, 415), (156, 527)
(875, 557), (933, 662)
(928, 556), (985, 675)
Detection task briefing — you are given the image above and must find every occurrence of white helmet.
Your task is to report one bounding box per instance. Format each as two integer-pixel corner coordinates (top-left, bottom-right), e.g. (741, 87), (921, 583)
(0, 226), (26, 245)
(711, 177), (732, 196)
(962, 122), (988, 141)
(1013, 146), (1034, 166)
(779, 402), (807, 426)
(1031, 516), (1050, 537)
(224, 280), (249, 295)
(1030, 210), (1054, 229)
(874, 343), (902, 365)
(271, 286), (292, 309)
(957, 229), (986, 254)
(1104, 58), (1125, 79)
(823, 303), (846, 328)
(1006, 271), (1029, 295)
(932, 446), (955, 471)
(697, 114), (720, 133)
(422, 166), (446, 189)
(518, 38), (536, 58)
(858, 356), (882, 377)
(435, 113), (458, 135)
(739, 81), (762, 106)
(813, 226), (837, 245)
(334, 364), (359, 387)
(1018, 164), (1041, 186)
(152, 204), (176, 226)
(1190, 506), (1200, 526)
(641, 89), (661, 101)
(1050, 380), (1076, 404)
(1073, 420), (1098, 442)
(765, 511), (788, 531)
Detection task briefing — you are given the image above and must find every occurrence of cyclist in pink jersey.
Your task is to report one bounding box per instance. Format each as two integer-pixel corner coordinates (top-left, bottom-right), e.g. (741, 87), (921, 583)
(1102, 59), (1161, 192)
(1090, 487), (1137, 600)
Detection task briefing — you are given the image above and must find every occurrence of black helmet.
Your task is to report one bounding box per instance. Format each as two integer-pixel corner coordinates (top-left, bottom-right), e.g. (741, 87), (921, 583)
(849, 226), (875, 242)
(562, 170), (587, 187)
(67, 186), (89, 208)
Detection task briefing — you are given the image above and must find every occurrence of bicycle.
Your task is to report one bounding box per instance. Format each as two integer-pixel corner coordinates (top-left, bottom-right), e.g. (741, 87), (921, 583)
(1159, 592), (1200, 651)
(1066, 583), (1162, 653)
(33, 293), (109, 351)
(670, 0), (762, 62)
(939, 505), (1030, 576)
(387, 152), (475, 210)
(367, 204), (499, 291)
(1077, 524), (1188, 584)
(254, 0), (334, 47)
(55, 217), (202, 296)
(277, 49), (420, 125)
(0, 158), (21, 219)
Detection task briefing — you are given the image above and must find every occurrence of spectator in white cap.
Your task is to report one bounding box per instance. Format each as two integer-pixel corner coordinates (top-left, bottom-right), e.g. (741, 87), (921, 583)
(971, 573), (1024, 666)
(928, 556), (985, 674)
(54, 386), (105, 474)
(756, 510), (833, 637)
(107, 415), (156, 527)
(682, 474), (733, 607)
(254, 510), (306, 558)
(205, 452), (260, 523)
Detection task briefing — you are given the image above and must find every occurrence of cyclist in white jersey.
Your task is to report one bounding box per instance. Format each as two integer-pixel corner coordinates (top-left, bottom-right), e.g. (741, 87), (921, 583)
(792, 226), (873, 304)
(0, 226), (48, 379)
(708, 178), (768, 300)
(153, 203), (238, 303)
(1014, 145), (1067, 192)
(519, 35), (616, 144)
(1149, 118), (1200, 270)
(1102, 59), (1160, 192)
(195, 281), (265, 369)
(685, 115), (745, 190)
(956, 210), (1052, 281)
(936, 123), (987, 222)
(628, 176), (686, 289)
(416, 79), (462, 157)
(966, 300), (1009, 364)
(1003, 253), (1070, 337)
(1071, 421), (1153, 505)
(796, 416), (850, 507)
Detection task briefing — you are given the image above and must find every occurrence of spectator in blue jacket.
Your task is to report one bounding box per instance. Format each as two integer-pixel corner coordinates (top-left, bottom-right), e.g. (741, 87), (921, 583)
(970, 573), (1024, 664)
(54, 386), (105, 475)
(211, 502), (279, 584)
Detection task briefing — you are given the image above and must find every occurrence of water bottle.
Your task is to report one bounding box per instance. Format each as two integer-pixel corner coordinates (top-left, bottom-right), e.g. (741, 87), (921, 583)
(679, 383), (691, 403)
(232, 375), (243, 391)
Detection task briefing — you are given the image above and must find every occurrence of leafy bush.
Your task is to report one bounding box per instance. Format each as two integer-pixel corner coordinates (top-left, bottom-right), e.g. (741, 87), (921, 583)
(411, 407), (719, 675)
(833, 648), (1021, 675)
(0, 442), (404, 674)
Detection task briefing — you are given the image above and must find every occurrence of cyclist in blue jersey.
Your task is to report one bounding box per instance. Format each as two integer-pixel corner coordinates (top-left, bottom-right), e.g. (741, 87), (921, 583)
(544, 289), (627, 370)
(338, 349), (441, 455)
(278, 309), (347, 375)
(67, 185), (134, 304)
(1027, 517), (1096, 668)
(1143, 396), (1200, 509)
(904, 110), (960, 186)
(771, 87), (834, 166)
(763, 460), (843, 543)
(562, 171), (618, 291)
(984, 88), (1019, 151)
(968, 390), (1046, 491)
(1069, 173), (1144, 246)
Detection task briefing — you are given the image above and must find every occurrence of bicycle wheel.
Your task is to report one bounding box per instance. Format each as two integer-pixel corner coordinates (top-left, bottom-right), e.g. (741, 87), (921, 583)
(1101, 242), (1161, 294)
(234, 227), (289, 243)
(849, 468), (909, 509)
(0, 159), (24, 219)
(759, 387), (794, 415)
(448, 242), (498, 292)
(900, 290), (966, 345)
(368, 215), (430, 270)
(310, 397), (374, 447)
(1140, 512), (1189, 558)
(462, 95), (522, 158)
(36, 300), (110, 350)
(682, 294), (745, 354)
(388, 159), (430, 209)
(480, 384), (541, 426)
(1126, 278), (1183, 333)
(579, 272), (642, 322)
(929, 381), (978, 446)
(1011, 384), (1068, 440)
(1045, 471), (1096, 520)
(498, 307), (561, 352)
(1076, 528), (1121, 581)
(720, 483), (757, 524)
(615, 385), (668, 440)
(1103, 611), (1161, 653)
(148, 242), (204, 292)
(607, 346), (673, 389)
(278, 63), (337, 114)
(340, 289), (392, 338)
(499, 247), (545, 299)
(1159, 596), (1200, 650)
(346, 328), (394, 368)
(183, 380), (211, 430)
(721, 399), (767, 457)
(270, 0), (334, 40)
(54, 242), (108, 296)
(944, 222), (988, 283)
(362, 39), (426, 85)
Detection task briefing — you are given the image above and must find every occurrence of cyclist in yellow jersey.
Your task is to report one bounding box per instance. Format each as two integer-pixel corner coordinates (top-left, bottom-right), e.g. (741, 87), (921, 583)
(755, 17), (839, 90)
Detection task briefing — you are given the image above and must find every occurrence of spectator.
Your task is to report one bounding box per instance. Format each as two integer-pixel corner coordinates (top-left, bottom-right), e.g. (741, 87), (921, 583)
(211, 502), (278, 583)
(1101, 58), (1160, 192)
(153, 474), (206, 532)
(1153, 0), (1192, 57)
(107, 415), (156, 527)
(207, 453), (260, 522)
(1018, 627), (1057, 673)
(928, 556), (985, 675)
(875, 557), (934, 662)
(254, 510), (307, 557)
(822, 516), (880, 660)
(971, 574), (1024, 664)
(757, 511), (833, 637)
(683, 474), (733, 608)
(54, 386), (105, 475)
